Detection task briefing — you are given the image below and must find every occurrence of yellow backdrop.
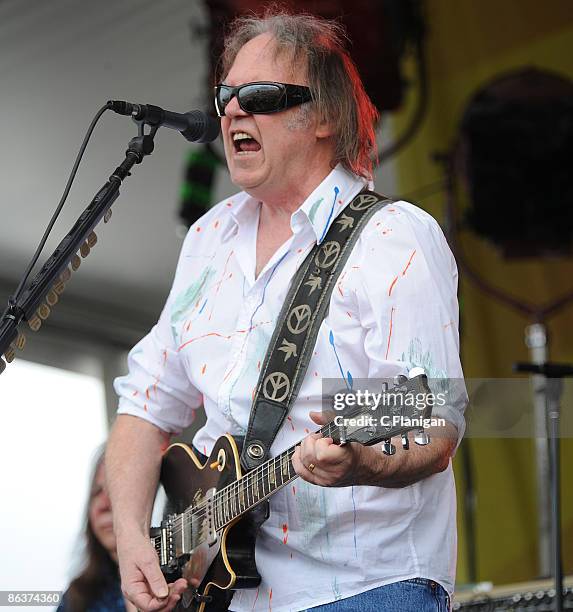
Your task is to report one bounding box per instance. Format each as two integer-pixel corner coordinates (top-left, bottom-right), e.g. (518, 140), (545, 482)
(387, 0), (573, 585)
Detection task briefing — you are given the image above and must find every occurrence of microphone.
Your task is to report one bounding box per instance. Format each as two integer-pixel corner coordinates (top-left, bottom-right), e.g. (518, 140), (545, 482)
(108, 100), (220, 143)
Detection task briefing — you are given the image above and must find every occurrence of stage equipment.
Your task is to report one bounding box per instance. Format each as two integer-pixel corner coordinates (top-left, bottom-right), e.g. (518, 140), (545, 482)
(458, 67), (573, 257)
(439, 66), (573, 583)
(453, 575), (573, 611)
(0, 102), (219, 374)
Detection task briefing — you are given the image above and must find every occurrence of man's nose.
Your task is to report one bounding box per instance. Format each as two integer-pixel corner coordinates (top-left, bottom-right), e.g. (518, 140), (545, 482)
(224, 94), (249, 118)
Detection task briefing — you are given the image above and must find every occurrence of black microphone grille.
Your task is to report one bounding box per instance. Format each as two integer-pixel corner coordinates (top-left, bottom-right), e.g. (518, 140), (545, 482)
(182, 110), (220, 143)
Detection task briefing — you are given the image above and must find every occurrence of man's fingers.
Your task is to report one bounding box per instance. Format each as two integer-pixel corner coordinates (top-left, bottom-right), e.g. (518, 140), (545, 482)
(309, 410), (333, 425)
(141, 558), (169, 599)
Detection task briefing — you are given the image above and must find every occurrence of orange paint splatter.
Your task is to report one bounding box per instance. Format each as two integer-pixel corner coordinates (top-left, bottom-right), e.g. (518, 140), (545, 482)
(143, 404), (148, 412)
(252, 386), (256, 402)
(292, 485), (296, 496)
(226, 201), (232, 207)
(385, 306), (395, 359)
(402, 249), (416, 276)
(269, 588), (272, 611)
(186, 321), (192, 331)
(287, 416), (295, 431)
(314, 371), (318, 377)
(443, 320), (454, 329)
(196, 226), (201, 232)
(162, 350), (168, 365)
(388, 208), (396, 212)
(145, 388), (150, 400)
(132, 390), (138, 397)
(282, 523), (288, 544)
(346, 311), (353, 318)
(203, 445), (207, 456)
(304, 428), (310, 434)
(337, 283), (344, 297)
(252, 587), (259, 609)
(214, 220), (220, 229)
(297, 248), (303, 253)
(257, 360), (261, 371)
(388, 275), (398, 296)
(201, 364), (207, 375)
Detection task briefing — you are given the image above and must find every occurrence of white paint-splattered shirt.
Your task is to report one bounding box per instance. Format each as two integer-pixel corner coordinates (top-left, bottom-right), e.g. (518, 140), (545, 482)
(115, 164), (465, 612)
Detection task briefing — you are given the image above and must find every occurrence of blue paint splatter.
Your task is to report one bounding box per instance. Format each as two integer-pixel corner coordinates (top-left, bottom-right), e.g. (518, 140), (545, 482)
(329, 329), (353, 390)
(318, 186), (340, 243)
(351, 486), (358, 557)
(198, 298), (208, 314)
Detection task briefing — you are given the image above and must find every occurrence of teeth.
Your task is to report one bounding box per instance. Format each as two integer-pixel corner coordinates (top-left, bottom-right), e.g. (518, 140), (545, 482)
(233, 132), (254, 142)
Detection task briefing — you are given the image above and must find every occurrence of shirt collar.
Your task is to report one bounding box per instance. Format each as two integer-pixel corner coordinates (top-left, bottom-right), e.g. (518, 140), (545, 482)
(291, 164), (369, 244)
(221, 164), (369, 244)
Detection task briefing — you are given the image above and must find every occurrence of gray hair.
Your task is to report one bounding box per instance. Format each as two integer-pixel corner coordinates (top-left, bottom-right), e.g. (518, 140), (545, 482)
(218, 7), (379, 178)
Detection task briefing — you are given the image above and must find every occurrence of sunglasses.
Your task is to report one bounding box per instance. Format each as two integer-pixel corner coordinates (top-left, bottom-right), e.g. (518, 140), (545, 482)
(214, 81), (312, 117)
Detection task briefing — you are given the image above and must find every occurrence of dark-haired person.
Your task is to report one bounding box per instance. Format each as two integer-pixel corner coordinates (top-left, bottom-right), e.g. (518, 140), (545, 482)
(106, 9), (464, 612)
(57, 449), (137, 612)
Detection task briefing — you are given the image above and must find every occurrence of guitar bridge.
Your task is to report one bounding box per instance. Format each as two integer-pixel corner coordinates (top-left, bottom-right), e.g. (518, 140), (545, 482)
(181, 588), (213, 607)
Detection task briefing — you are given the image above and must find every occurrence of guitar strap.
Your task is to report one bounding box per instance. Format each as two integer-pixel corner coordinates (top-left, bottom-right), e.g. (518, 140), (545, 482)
(240, 190), (393, 470)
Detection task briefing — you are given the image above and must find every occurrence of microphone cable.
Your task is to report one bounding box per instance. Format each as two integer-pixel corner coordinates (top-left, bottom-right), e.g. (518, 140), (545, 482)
(9, 102), (112, 305)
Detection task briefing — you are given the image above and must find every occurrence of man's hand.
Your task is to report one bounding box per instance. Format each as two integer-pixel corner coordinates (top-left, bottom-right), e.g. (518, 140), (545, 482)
(117, 529), (187, 612)
(292, 411), (457, 488)
(292, 411), (364, 486)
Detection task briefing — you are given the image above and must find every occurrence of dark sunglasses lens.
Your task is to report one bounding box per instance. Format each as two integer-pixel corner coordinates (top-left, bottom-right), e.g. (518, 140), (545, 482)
(239, 84), (284, 113)
(217, 86), (233, 114)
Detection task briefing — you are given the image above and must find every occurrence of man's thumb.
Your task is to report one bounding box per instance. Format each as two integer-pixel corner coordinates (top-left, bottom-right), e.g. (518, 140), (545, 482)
(146, 564), (169, 599)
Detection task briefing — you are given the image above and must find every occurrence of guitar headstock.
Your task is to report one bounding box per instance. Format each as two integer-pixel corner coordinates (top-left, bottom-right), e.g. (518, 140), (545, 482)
(327, 369), (436, 454)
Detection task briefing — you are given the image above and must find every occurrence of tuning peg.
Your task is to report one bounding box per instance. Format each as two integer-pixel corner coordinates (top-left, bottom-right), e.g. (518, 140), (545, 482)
(28, 314), (42, 332)
(53, 279), (66, 296)
(46, 289), (59, 306)
(80, 241), (90, 258)
(15, 332), (26, 351)
(414, 429), (430, 446)
(60, 267), (72, 283)
(71, 254), (81, 270)
(4, 347), (15, 363)
(104, 209), (112, 223)
(401, 434), (410, 450)
(38, 303), (51, 320)
(87, 231), (97, 247)
(382, 439), (396, 455)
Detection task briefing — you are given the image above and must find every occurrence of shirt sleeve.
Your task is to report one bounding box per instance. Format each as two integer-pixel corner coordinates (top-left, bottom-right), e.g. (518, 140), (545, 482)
(355, 201), (467, 449)
(114, 236), (204, 435)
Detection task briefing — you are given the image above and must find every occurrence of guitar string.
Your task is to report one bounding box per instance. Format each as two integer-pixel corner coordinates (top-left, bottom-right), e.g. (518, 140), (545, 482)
(157, 410), (394, 544)
(158, 418), (350, 545)
(151, 453), (297, 550)
(153, 397), (420, 550)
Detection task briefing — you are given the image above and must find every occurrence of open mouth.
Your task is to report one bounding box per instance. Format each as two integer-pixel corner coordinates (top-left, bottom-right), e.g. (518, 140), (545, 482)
(232, 131), (261, 154)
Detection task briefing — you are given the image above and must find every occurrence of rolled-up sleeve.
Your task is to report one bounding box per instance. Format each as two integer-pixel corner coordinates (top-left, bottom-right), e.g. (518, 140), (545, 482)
(355, 202), (467, 448)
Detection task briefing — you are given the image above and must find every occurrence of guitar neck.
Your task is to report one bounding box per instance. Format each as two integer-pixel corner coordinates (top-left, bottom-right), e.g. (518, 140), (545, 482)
(210, 421), (340, 530)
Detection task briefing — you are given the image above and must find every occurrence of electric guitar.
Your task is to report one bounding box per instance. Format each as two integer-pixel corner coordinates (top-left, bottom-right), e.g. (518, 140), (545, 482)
(150, 370), (433, 611)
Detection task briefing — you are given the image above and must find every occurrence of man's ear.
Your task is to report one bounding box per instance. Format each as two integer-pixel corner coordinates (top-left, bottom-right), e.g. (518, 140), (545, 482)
(315, 114), (334, 139)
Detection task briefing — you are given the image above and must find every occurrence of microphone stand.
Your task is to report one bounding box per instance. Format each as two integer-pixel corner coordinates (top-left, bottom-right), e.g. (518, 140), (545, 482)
(0, 121), (158, 368)
(513, 361), (573, 612)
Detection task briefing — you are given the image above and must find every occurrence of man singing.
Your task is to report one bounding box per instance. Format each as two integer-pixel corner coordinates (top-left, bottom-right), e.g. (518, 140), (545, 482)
(107, 9), (464, 612)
